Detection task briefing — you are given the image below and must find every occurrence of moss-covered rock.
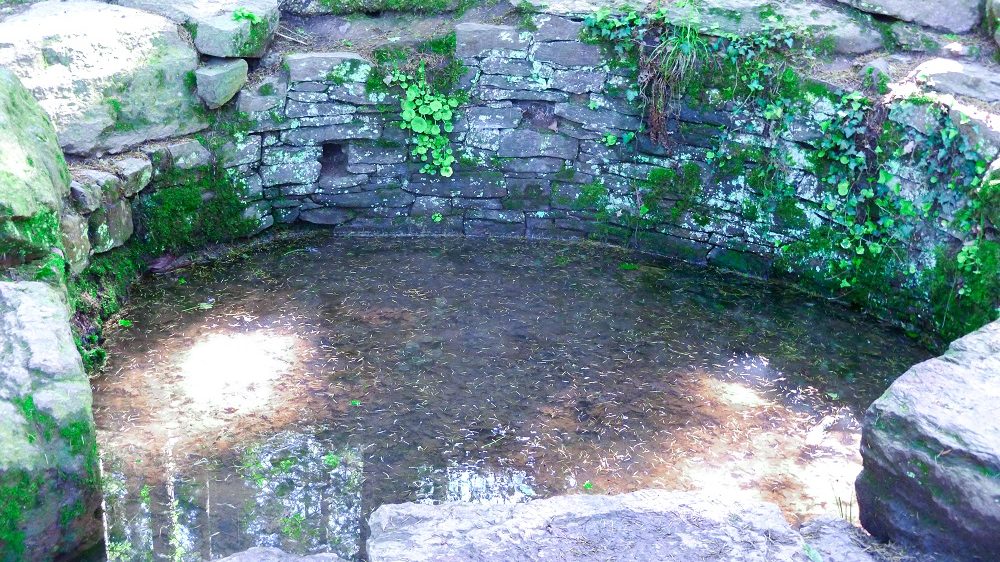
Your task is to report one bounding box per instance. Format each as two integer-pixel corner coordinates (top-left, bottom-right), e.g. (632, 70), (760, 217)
(0, 282), (102, 561)
(0, 68), (70, 269)
(0, 1), (207, 156)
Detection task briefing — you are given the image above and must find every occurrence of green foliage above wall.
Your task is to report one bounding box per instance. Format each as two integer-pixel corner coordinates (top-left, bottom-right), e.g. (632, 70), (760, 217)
(583, 7), (999, 345)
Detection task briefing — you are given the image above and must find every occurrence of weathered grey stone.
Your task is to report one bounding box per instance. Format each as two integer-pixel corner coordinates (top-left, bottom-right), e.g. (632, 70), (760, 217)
(347, 143), (407, 165)
(238, 78), (287, 113)
(281, 120), (382, 145)
(88, 198), (134, 253)
(465, 219), (526, 237)
(326, 82), (377, 105)
(0, 282), (102, 561)
(555, 102), (642, 132)
(59, 210), (91, 275)
(317, 174), (369, 192)
(913, 58), (1000, 103)
(498, 129), (579, 160)
(0, 68), (71, 222)
(280, 183), (317, 196)
(835, 0), (980, 33)
(857, 320), (1000, 561)
(217, 546), (347, 561)
(467, 209), (524, 223)
(410, 196), (451, 216)
(532, 41), (603, 67)
(532, 14), (584, 42)
(662, 0), (883, 55)
(551, 68), (607, 93)
(196, 58), (249, 109)
(479, 57), (536, 77)
(165, 139), (213, 170)
(299, 207), (353, 225)
(369, 490), (812, 562)
(406, 176), (507, 198)
(0, 1), (207, 156)
(799, 517), (883, 562)
(219, 135), (263, 168)
(111, 156), (153, 197)
(72, 170), (124, 204)
(456, 23), (529, 59)
(286, 101), (356, 118)
(501, 157), (567, 174)
(285, 52), (369, 83)
(263, 146), (322, 166)
(479, 74), (550, 92)
(478, 88), (569, 103)
(463, 106), (524, 129)
(112, 0), (280, 57)
(315, 189), (414, 208)
(262, 161), (322, 186)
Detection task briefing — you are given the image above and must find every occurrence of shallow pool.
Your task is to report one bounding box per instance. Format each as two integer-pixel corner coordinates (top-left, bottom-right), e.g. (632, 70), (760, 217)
(92, 235), (930, 561)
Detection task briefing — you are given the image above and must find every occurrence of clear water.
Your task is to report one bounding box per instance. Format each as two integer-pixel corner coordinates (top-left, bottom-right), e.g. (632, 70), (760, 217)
(91, 235), (930, 561)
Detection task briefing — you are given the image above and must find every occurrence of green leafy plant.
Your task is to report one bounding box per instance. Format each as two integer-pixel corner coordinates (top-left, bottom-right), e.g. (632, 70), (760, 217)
(385, 63), (464, 177)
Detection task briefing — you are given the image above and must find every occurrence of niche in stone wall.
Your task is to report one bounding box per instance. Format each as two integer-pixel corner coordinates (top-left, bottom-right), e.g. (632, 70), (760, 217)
(318, 142), (348, 190)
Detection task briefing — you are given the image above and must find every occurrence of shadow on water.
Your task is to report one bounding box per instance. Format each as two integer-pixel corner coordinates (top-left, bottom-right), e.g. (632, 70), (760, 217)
(89, 235), (931, 561)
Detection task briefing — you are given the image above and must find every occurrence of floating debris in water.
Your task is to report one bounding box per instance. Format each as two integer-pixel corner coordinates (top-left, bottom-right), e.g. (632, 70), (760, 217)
(93, 236), (931, 561)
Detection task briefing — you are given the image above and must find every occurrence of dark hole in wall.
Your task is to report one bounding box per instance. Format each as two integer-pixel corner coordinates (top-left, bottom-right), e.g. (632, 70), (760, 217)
(319, 143), (347, 185)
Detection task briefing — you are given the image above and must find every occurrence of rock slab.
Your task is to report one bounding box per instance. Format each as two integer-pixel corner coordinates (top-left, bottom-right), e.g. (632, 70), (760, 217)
(369, 490), (816, 562)
(0, 282), (102, 561)
(857, 320), (1000, 561)
(196, 58), (249, 109)
(835, 0), (981, 33)
(0, 0), (206, 156)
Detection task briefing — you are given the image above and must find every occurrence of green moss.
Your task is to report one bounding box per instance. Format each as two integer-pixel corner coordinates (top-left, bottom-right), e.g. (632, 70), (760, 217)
(315, 0), (456, 14)
(0, 471), (41, 559)
(232, 8), (272, 57)
(927, 241), (1000, 343)
(0, 209), (62, 267)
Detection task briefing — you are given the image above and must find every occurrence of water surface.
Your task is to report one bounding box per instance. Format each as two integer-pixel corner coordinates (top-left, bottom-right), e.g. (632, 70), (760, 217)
(92, 235), (930, 561)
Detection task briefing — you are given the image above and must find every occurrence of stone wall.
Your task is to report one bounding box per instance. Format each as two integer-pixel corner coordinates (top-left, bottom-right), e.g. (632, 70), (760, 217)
(207, 18), (998, 340)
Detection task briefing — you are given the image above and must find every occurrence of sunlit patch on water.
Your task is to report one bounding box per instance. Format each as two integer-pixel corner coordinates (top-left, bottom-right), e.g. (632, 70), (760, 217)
(179, 332), (298, 413)
(91, 236), (930, 561)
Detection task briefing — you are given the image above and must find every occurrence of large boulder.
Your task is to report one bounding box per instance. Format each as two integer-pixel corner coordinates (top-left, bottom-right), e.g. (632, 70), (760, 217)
(661, 0), (884, 55)
(835, 0), (981, 33)
(0, 69), (71, 268)
(857, 320), (1000, 561)
(0, 0), (207, 156)
(111, 0), (280, 57)
(0, 282), (102, 561)
(368, 490), (859, 562)
(911, 59), (1000, 104)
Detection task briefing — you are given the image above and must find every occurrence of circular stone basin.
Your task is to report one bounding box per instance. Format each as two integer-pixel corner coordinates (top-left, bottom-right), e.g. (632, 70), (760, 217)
(91, 236), (930, 561)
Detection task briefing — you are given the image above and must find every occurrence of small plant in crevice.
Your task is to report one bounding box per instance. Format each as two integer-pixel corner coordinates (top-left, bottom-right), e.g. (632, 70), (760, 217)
(385, 63), (464, 177)
(232, 7), (270, 57)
